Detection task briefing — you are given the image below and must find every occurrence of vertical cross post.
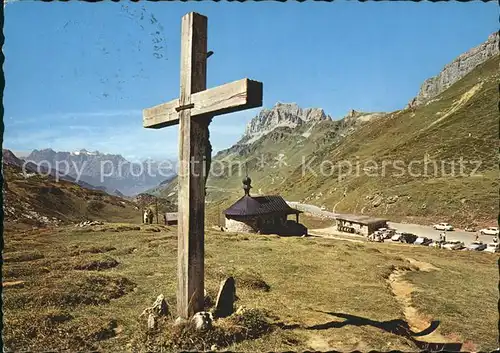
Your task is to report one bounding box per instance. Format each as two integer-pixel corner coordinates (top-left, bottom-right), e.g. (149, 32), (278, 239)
(177, 12), (209, 318)
(142, 11), (263, 320)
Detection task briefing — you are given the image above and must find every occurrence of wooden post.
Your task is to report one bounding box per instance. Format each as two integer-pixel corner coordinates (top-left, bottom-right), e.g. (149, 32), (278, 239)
(177, 12), (209, 318)
(142, 12), (263, 319)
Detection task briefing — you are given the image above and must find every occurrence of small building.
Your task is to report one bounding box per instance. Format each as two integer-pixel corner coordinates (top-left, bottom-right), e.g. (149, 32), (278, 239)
(223, 176), (305, 235)
(335, 214), (388, 236)
(164, 212), (178, 226)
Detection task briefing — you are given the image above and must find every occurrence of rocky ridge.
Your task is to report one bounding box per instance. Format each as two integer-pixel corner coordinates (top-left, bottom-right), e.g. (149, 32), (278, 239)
(410, 32), (499, 107)
(241, 102), (331, 144)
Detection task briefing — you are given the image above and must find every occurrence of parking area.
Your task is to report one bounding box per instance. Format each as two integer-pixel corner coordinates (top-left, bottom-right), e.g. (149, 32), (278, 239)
(387, 222), (495, 246)
(288, 201), (498, 253)
(310, 223), (499, 253)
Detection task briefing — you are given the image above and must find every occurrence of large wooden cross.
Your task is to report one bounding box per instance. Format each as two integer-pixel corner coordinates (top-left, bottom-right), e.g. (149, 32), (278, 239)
(142, 12), (263, 319)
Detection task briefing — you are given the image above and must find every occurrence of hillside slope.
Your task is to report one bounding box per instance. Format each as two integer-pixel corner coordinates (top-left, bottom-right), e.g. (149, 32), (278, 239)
(2, 152), (142, 229)
(204, 55), (498, 228)
(278, 55), (499, 227)
(156, 105), (384, 202)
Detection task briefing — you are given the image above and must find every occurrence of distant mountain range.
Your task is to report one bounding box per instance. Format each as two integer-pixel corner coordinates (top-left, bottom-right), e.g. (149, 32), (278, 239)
(2, 149), (107, 192)
(2, 149), (142, 228)
(20, 148), (176, 196)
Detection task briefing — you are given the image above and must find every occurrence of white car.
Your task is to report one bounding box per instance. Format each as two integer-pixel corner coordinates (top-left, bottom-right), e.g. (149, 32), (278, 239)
(414, 237), (432, 246)
(479, 227), (499, 236)
(442, 240), (465, 250)
(466, 241), (487, 251)
(433, 223), (454, 231)
(484, 242), (499, 253)
(391, 233), (402, 242)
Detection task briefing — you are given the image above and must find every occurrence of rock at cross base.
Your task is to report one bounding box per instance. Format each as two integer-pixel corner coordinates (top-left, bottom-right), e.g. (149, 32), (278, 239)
(147, 313), (156, 330)
(191, 311), (213, 331)
(151, 294), (169, 316)
(214, 277), (236, 318)
(140, 294), (169, 330)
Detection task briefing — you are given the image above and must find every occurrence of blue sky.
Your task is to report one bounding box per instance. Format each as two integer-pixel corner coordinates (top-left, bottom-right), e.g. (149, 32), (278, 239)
(3, 1), (496, 161)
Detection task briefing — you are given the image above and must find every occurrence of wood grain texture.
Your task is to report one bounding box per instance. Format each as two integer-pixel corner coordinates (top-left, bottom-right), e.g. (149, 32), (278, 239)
(143, 78), (263, 128)
(177, 12), (207, 319)
(141, 11), (263, 320)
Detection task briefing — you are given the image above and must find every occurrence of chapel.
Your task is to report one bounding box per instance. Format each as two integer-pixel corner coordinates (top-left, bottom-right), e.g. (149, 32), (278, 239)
(223, 176), (306, 236)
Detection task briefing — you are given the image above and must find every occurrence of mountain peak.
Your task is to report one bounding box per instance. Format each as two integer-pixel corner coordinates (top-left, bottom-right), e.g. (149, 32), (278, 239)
(242, 102), (331, 144)
(36, 148), (56, 154)
(2, 149), (23, 167)
(410, 32), (499, 107)
(73, 149), (101, 156)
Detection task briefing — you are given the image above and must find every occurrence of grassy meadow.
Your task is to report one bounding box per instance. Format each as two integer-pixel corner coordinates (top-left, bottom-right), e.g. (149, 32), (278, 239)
(2, 221), (498, 352)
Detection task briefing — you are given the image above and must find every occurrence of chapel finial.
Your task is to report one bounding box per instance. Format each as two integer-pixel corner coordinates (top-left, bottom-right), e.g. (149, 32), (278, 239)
(243, 162), (251, 196)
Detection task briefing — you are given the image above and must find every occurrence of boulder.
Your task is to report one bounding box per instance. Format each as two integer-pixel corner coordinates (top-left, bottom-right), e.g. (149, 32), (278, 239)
(372, 196), (383, 207)
(140, 294), (169, 330)
(386, 195), (399, 204)
(151, 294), (169, 316)
(214, 277), (236, 318)
(191, 311), (213, 331)
(147, 313), (156, 330)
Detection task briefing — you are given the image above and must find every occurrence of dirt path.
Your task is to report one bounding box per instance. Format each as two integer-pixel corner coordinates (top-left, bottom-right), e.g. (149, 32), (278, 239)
(387, 258), (456, 344)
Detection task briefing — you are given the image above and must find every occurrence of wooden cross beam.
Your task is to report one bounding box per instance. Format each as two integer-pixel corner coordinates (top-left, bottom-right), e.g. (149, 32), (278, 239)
(142, 12), (263, 319)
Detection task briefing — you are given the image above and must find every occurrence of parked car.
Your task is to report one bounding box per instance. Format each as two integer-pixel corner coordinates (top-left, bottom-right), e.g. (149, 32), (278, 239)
(433, 223), (454, 231)
(399, 233), (418, 244)
(466, 241), (487, 251)
(464, 226), (476, 232)
(391, 232), (402, 242)
(484, 242), (499, 253)
(368, 233), (383, 242)
(414, 237), (432, 246)
(442, 240), (465, 250)
(379, 228), (396, 239)
(479, 227), (499, 236)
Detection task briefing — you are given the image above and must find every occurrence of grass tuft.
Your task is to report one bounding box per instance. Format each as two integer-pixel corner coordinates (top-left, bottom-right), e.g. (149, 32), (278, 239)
(5, 273), (135, 309)
(70, 245), (117, 256)
(4, 251), (44, 263)
(73, 256), (120, 271)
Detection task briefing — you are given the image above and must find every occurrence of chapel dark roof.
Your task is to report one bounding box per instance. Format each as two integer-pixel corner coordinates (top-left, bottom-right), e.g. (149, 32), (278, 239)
(223, 195), (300, 217)
(223, 176), (300, 217)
